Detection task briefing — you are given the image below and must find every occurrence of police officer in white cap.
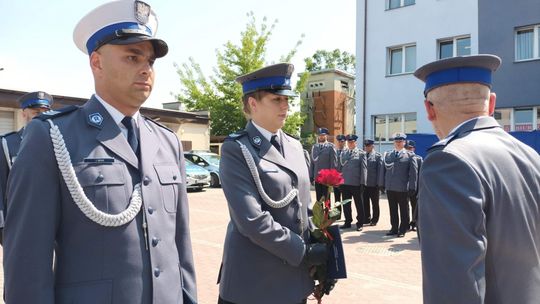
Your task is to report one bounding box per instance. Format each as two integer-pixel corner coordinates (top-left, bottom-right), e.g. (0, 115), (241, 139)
(415, 54), (540, 304)
(382, 132), (418, 237)
(3, 1), (197, 303)
(0, 91), (53, 243)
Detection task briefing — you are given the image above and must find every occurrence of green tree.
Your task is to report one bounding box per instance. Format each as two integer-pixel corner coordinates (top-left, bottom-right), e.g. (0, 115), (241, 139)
(175, 12), (305, 136)
(304, 49), (356, 74)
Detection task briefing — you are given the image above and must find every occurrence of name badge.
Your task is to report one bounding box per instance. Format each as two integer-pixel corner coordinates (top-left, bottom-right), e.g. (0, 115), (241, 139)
(83, 158), (115, 164)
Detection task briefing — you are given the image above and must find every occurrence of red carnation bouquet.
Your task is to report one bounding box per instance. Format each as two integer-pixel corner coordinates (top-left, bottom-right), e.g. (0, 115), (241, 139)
(310, 169), (350, 303)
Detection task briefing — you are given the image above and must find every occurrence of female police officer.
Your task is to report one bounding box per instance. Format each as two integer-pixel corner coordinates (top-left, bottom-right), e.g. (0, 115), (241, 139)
(217, 63), (329, 304)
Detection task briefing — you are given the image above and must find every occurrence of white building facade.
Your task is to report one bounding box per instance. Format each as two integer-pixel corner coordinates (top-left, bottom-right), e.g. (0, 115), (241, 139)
(355, 0), (478, 151)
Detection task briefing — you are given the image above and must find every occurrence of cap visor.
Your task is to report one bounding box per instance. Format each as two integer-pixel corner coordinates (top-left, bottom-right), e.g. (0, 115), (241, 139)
(108, 36), (168, 58)
(26, 103), (51, 109)
(268, 89), (297, 97)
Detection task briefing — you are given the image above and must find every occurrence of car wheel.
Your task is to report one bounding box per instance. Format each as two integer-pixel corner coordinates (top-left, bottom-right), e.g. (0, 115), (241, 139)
(210, 173), (220, 188)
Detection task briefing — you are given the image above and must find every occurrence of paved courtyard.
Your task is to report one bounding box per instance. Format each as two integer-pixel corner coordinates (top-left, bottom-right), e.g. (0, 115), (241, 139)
(0, 188), (422, 304)
(188, 188), (422, 304)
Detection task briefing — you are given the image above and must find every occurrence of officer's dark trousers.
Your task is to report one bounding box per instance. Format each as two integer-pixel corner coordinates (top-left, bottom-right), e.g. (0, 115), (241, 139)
(387, 190), (409, 234)
(218, 296), (307, 304)
(363, 186), (380, 224)
(315, 182), (329, 201)
(334, 185), (342, 218)
(341, 184), (364, 227)
(408, 192), (418, 228)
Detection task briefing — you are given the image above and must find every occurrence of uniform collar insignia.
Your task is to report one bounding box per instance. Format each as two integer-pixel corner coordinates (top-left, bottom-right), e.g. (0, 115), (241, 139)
(252, 136), (262, 146)
(88, 112), (104, 127)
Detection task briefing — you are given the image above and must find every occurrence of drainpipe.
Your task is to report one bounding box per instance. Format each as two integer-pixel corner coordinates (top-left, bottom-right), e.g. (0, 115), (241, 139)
(362, 0), (368, 143)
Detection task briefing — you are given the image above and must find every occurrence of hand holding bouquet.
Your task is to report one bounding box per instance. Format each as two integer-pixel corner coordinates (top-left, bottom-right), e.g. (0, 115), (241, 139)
(310, 169), (350, 303)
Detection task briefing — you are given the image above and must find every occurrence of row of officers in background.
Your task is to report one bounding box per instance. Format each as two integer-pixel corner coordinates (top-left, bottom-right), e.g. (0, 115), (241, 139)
(310, 128), (423, 237)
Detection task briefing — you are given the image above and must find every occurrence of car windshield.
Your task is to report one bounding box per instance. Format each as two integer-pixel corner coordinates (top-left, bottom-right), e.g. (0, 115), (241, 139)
(185, 159), (198, 168)
(201, 154), (220, 166)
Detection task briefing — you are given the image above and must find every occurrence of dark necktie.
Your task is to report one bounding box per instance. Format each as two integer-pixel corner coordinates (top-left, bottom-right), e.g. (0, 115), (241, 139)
(121, 116), (139, 156)
(270, 135), (282, 156)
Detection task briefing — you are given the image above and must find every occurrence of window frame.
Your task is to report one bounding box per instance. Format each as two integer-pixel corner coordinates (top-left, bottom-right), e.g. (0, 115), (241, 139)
(386, 0), (415, 10)
(515, 24), (540, 62)
(372, 112), (417, 143)
(437, 35), (471, 59)
(387, 44), (416, 76)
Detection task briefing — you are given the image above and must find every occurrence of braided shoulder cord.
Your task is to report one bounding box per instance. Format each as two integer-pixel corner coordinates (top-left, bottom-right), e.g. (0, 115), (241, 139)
(47, 119), (142, 227)
(383, 151), (395, 169)
(1, 137), (12, 170)
(235, 140), (298, 209)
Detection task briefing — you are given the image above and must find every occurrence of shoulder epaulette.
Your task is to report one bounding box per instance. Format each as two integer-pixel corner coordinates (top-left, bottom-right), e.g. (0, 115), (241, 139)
(284, 131), (300, 140)
(35, 105), (79, 121)
(143, 115), (174, 133)
(0, 131), (17, 138)
(225, 130), (247, 141)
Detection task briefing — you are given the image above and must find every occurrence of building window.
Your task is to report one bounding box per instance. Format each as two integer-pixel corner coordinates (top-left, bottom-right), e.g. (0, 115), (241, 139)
(494, 108), (512, 132)
(516, 25), (540, 61)
(387, 0), (415, 10)
(438, 36), (471, 59)
(372, 113), (417, 142)
(388, 44), (416, 75)
(514, 108), (533, 131)
(537, 108), (540, 130)
(373, 115), (387, 142)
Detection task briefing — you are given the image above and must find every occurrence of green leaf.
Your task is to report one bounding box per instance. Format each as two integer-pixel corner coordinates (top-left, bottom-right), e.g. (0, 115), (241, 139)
(312, 201), (323, 228)
(328, 207), (341, 221)
(334, 199), (352, 208)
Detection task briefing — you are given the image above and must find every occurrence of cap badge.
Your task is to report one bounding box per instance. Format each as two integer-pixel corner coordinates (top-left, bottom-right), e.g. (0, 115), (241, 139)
(253, 136), (262, 146)
(89, 113), (103, 126)
(134, 0), (151, 25)
(38, 91), (45, 99)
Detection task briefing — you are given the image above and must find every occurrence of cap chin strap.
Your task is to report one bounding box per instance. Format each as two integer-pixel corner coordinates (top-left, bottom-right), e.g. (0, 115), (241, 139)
(47, 119), (142, 227)
(235, 140), (298, 209)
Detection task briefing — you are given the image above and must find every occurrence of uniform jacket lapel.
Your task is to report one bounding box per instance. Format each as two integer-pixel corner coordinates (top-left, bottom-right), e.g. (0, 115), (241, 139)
(280, 132), (303, 180)
(138, 115), (160, 165)
(246, 121), (298, 180)
(83, 97), (139, 169)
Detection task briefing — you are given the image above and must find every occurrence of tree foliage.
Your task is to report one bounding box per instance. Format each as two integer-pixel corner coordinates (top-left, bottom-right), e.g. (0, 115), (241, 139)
(175, 12), (306, 136)
(304, 49), (356, 74)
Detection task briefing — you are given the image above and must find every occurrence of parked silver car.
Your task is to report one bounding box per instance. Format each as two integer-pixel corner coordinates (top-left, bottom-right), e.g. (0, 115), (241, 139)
(185, 159), (211, 191)
(184, 151), (221, 187)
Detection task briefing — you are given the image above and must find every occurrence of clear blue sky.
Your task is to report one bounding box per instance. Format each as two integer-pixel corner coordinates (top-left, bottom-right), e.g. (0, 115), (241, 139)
(0, 0), (356, 109)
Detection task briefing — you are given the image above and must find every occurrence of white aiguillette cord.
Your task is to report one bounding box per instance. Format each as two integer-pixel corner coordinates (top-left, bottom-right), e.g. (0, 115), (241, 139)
(47, 119), (142, 227)
(235, 140), (298, 209)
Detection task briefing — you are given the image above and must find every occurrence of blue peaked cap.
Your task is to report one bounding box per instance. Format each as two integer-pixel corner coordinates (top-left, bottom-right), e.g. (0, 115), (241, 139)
(345, 134), (358, 141)
(414, 54), (501, 96)
(18, 91), (53, 109)
(317, 127), (329, 135)
(236, 63), (297, 97)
